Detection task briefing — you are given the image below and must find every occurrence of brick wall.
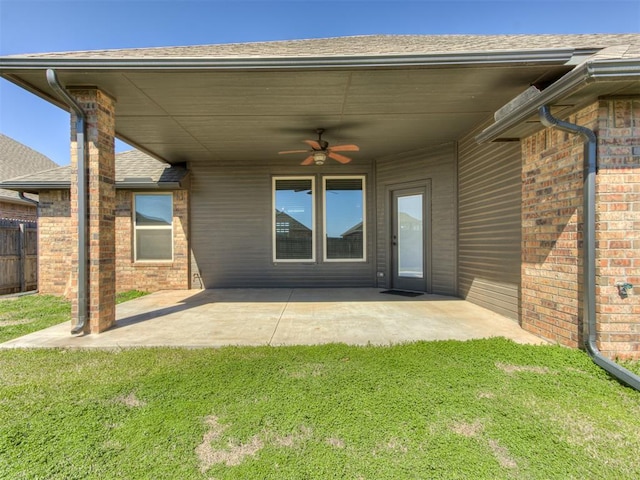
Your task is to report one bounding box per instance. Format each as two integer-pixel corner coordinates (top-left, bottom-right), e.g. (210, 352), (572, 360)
(0, 200), (37, 221)
(521, 98), (640, 360)
(0, 200), (38, 222)
(594, 98), (640, 359)
(115, 190), (190, 292)
(37, 189), (189, 296)
(38, 190), (72, 296)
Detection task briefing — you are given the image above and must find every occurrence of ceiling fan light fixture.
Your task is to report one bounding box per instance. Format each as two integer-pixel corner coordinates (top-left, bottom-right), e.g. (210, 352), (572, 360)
(313, 151), (327, 165)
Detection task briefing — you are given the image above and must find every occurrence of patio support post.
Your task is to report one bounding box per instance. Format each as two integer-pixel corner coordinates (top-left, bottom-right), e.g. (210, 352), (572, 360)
(67, 87), (117, 334)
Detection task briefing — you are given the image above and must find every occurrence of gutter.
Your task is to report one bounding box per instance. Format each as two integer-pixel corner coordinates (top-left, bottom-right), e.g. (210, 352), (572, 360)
(1, 181), (181, 191)
(1, 181), (70, 192)
(539, 106), (640, 391)
(46, 69), (88, 335)
(116, 181), (181, 190)
(0, 48), (592, 71)
(477, 58), (640, 144)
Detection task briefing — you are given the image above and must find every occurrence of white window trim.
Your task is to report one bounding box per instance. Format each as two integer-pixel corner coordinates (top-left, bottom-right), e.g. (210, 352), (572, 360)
(322, 175), (366, 263)
(272, 176), (316, 263)
(133, 192), (174, 263)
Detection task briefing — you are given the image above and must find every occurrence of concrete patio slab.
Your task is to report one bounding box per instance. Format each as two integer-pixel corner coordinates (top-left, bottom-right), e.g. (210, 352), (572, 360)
(0, 288), (546, 349)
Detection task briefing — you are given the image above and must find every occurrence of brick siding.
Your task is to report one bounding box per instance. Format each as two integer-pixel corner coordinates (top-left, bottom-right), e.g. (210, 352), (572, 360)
(37, 189), (189, 296)
(0, 200), (37, 221)
(115, 190), (190, 292)
(521, 98), (640, 360)
(38, 190), (73, 296)
(594, 98), (640, 359)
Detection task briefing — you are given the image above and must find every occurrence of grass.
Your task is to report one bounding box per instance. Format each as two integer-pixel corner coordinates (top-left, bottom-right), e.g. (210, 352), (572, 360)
(115, 290), (149, 304)
(1, 293), (639, 478)
(1, 339), (639, 479)
(0, 291), (148, 343)
(0, 294), (70, 343)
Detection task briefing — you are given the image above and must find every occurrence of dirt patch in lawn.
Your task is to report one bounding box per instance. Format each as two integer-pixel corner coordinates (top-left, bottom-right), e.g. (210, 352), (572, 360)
(0, 318), (32, 327)
(115, 392), (146, 408)
(488, 439), (518, 469)
(496, 362), (552, 375)
(272, 425), (313, 447)
(450, 420), (484, 438)
(196, 415), (263, 471)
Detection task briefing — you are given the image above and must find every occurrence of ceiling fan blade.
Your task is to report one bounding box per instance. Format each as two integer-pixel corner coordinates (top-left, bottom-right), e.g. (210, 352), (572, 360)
(304, 140), (322, 150)
(278, 149), (310, 155)
(329, 144), (360, 152)
(300, 155), (315, 166)
(328, 152), (352, 164)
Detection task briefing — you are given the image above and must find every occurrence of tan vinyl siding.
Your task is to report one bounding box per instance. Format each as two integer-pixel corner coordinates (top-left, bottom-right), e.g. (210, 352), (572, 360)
(375, 143), (457, 295)
(457, 120), (521, 320)
(189, 162), (375, 288)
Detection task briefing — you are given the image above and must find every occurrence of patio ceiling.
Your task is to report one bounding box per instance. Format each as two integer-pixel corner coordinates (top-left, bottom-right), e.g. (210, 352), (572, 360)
(2, 62), (574, 165)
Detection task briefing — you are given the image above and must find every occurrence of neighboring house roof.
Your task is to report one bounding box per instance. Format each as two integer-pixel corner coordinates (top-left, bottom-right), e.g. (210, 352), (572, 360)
(0, 134), (58, 204)
(275, 210), (312, 235)
(8, 34), (640, 59)
(341, 221), (363, 238)
(0, 149), (189, 193)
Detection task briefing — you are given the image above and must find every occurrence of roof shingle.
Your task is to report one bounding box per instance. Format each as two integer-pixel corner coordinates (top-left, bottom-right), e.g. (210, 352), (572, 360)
(0, 149), (188, 191)
(0, 134), (58, 202)
(9, 34), (640, 59)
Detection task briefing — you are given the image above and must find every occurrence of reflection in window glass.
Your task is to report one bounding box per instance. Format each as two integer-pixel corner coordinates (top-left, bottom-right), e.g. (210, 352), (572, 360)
(324, 177), (365, 260)
(134, 193), (173, 261)
(274, 178), (314, 260)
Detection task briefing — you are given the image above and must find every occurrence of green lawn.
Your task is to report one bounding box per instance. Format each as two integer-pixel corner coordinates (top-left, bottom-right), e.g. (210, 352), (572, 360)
(1, 294), (639, 479)
(0, 339), (639, 479)
(0, 294), (71, 343)
(0, 291), (148, 343)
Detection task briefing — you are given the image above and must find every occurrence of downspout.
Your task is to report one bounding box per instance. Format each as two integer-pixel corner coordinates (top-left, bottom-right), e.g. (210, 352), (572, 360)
(18, 191), (38, 207)
(46, 69), (88, 335)
(539, 106), (640, 391)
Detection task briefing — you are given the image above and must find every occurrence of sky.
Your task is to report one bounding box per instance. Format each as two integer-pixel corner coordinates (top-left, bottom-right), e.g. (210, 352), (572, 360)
(0, 0), (639, 167)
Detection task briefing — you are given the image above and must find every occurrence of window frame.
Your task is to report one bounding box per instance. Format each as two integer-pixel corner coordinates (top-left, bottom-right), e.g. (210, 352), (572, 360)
(133, 192), (174, 263)
(272, 176), (316, 263)
(322, 175), (367, 263)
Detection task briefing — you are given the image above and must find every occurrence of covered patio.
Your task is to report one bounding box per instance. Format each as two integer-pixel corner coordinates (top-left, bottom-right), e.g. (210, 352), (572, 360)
(0, 289), (544, 349)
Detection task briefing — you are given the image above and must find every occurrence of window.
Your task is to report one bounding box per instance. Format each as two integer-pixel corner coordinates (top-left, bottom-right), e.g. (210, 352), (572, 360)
(323, 177), (365, 261)
(272, 175), (366, 263)
(273, 177), (315, 261)
(133, 193), (173, 261)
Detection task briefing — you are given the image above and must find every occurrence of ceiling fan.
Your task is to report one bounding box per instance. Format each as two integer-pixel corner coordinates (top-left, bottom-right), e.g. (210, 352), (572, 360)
(278, 128), (360, 165)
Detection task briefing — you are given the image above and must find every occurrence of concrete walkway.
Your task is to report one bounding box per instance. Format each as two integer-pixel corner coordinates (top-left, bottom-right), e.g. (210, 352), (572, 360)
(0, 288), (545, 349)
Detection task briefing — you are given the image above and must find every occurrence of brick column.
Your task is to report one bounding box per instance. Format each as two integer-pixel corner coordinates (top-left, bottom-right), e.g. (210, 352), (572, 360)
(69, 88), (116, 333)
(594, 98), (640, 360)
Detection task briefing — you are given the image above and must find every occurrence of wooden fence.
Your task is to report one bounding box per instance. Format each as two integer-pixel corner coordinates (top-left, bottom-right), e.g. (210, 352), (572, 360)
(0, 219), (38, 295)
